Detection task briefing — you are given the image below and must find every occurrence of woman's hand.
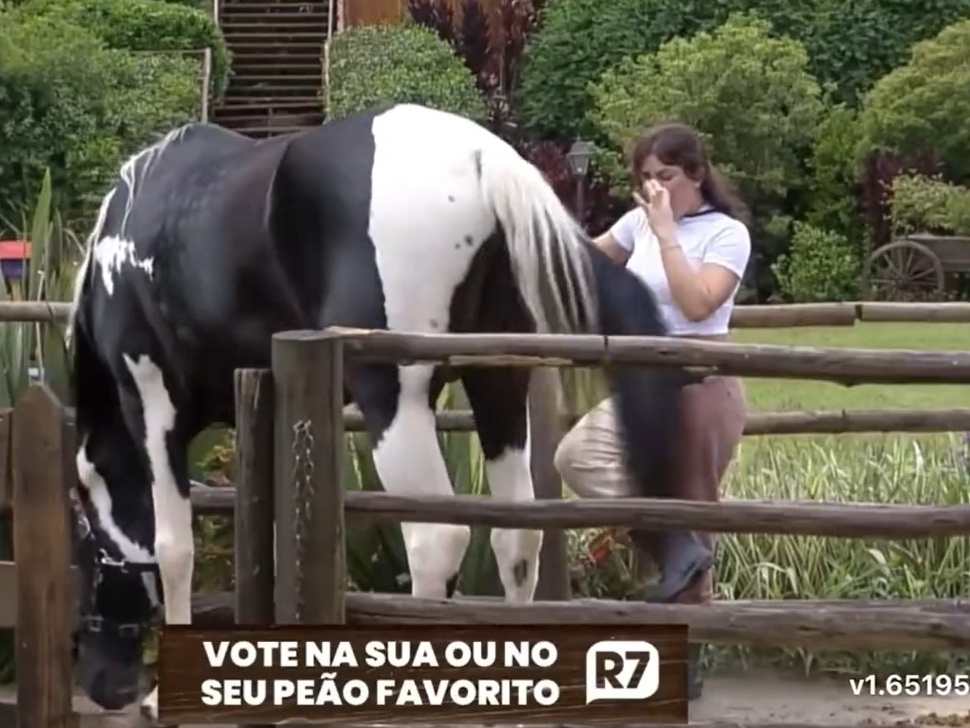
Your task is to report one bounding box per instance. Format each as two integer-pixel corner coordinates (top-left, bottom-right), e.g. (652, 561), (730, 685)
(633, 180), (676, 241)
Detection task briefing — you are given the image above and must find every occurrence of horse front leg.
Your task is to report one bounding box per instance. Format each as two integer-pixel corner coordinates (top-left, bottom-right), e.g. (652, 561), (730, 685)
(352, 362), (471, 599)
(119, 353), (195, 723)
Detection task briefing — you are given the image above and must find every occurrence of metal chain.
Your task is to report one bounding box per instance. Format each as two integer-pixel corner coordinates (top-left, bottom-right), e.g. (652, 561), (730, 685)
(290, 418), (315, 622)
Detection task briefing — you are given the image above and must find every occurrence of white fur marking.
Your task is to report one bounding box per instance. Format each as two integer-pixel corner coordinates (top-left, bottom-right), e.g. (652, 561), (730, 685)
(370, 367), (470, 599)
(75, 444), (154, 564)
(375, 104), (598, 335)
(92, 235), (154, 297)
(122, 353), (192, 721)
(117, 124), (192, 233)
(369, 106), (495, 335)
(484, 446), (542, 604)
(66, 186), (117, 348)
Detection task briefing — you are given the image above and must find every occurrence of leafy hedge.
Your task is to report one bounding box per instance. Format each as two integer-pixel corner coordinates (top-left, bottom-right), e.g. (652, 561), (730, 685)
(889, 174), (970, 237)
(0, 9), (200, 227)
(856, 18), (970, 183)
(323, 23), (487, 123)
(515, 0), (970, 144)
(18, 0), (230, 100)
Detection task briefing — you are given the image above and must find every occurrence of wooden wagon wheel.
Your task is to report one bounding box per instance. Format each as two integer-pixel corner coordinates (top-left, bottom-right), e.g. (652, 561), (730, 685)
(868, 239), (945, 300)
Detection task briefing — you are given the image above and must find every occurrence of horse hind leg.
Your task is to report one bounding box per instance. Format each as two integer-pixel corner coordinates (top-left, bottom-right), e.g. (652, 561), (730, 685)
(462, 365), (542, 604)
(351, 362), (471, 599)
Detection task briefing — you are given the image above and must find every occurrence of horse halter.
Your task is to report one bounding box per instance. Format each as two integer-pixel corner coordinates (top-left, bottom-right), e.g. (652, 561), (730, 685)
(69, 486), (163, 640)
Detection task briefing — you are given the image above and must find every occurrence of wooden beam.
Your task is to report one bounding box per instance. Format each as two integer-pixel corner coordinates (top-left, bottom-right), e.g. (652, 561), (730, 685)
(858, 301), (970, 322)
(187, 591), (970, 652)
(529, 367), (570, 601)
(328, 327), (970, 384)
(13, 384), (78, 728)
(188, 487), (970, 539)
(12, 300), (970, 327)
(731, 303), (856, 328)
(272, 330), (346, 625)
(233, 369), (275, 626)
(336, 406), (970, 435)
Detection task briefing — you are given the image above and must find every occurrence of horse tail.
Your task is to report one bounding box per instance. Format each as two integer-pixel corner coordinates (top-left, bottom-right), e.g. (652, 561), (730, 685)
(477, 142), (689, 505)
(476, 146), (598, 335)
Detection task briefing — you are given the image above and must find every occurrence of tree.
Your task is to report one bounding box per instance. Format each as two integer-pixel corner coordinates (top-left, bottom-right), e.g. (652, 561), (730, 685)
(323, 23), (487, 123)
(856, 18), (970, 184)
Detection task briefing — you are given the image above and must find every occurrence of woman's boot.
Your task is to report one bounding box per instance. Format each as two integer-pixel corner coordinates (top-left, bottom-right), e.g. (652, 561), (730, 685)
(628, 529), (713, 603)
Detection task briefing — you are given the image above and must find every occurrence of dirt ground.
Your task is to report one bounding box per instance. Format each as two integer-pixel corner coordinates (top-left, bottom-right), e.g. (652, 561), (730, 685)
(44, 667), (969, 727)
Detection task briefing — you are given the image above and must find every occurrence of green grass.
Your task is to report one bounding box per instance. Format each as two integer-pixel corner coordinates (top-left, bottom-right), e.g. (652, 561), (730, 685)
(569, 321), (970, 678)
(732, 321), (970, 411)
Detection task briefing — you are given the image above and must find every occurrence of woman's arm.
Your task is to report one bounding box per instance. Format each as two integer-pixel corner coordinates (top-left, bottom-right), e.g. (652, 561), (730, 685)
(593, 230), (632, 266)
(592, 208), (638, 266)
(655, 223), (750, 322)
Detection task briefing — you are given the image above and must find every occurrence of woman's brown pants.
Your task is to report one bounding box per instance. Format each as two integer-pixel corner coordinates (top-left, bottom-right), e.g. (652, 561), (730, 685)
(554, 376), (747, 604)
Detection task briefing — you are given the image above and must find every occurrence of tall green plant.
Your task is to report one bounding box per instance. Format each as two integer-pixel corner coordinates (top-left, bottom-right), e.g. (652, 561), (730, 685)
(0, 169), (83, 684)
(0, 168), (83, 406)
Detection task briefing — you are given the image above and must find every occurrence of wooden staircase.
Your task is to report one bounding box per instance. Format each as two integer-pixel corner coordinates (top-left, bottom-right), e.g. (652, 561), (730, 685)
(212, 0), (333, 137)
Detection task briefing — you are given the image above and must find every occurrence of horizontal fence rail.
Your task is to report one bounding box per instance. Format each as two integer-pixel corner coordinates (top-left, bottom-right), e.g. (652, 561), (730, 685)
(186, 486), (970, 538)
(318, 327), (970, 384)
(340, 406), (970, 435)
(185, 590), (970, 652)
(12, 300), (970, 325)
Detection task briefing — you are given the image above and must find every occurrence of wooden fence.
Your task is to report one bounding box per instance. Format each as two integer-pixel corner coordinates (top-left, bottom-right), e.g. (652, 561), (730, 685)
(13, 298), (970, 325)
(3, 309), (970, 726)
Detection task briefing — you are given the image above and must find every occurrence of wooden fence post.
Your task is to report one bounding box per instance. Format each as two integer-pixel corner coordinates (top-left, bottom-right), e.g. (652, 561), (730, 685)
(234, 368), (275, 728)
(13, 384), (78, 728)
(528, 368), (571, 601)
(272, 331), (346, 625)
(234, 369), (276, 625)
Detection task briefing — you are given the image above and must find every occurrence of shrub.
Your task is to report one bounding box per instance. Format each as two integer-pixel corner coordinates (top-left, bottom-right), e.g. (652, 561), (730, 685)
(804, 104), (869, 253)
(771, 222), (861, 302)
(0, 10), (201, 226)
(588, 14), (825, 198)
(323, 23), (487, 123)
(856, 19), (970, 183)
(406, 0), (543, 136)
(19, 0), (229, 100)
(514, 0), (724, 143)
(514, 0), (970, 145)
(888, 174), (970, 238)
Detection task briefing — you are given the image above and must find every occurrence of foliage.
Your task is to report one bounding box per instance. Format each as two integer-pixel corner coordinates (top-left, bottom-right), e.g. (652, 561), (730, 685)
(19, 0), (230, 101)
(771, 222), (861, 303)
(589, 14), (825, 199)
(587, 13), (826, 297)
(859, 150), (941, 252)
(804, 105), (869, 254)
(856, 18), (970, 185)
(0, 9), (200, 227)
(888, 173), (970, 238)
(514, 0), (970, 144)
(406, 0), (544, 135)
(323, 23), (487, 123)
(575, 434), (970, 677)
(514, 0), (721, 143)
(0, 170), (84, 682)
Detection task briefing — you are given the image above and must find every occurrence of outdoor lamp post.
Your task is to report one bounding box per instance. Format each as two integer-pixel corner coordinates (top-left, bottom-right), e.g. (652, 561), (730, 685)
(566, 139), (594, 223)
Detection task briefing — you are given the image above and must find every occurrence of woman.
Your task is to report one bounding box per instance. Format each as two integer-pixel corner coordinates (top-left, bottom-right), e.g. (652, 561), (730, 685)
(554, 122), (751, 699)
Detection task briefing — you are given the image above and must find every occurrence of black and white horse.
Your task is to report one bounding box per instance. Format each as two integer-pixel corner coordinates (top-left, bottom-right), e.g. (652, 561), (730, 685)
(66, 103), (692, 720)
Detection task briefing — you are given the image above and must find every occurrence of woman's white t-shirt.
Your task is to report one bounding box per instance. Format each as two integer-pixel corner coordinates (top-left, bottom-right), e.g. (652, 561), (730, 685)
(608, 205), (751, 336)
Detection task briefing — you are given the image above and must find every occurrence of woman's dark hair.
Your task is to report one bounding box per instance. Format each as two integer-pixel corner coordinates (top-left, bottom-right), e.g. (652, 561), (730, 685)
(630, 122), (750, 225)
